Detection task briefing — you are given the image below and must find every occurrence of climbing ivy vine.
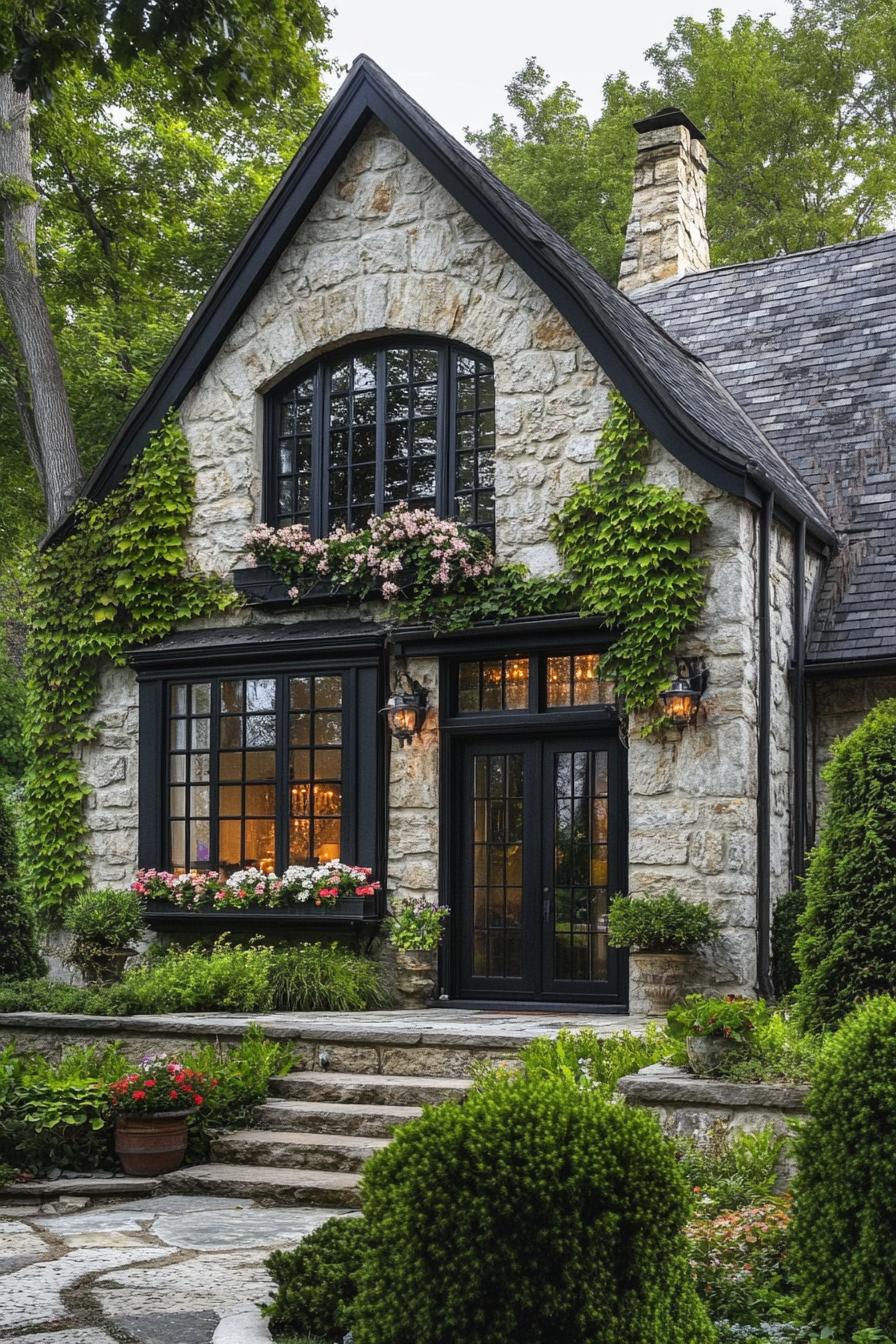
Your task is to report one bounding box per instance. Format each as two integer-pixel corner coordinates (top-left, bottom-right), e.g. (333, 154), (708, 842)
(22, 415), (234, 925)
(550, 390), (709, 713)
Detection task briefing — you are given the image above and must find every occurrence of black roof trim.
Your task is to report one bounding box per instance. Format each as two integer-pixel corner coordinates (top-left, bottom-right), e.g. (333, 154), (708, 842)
(633, 107), (706, 142)
(45, 54), (835, 549)
(129, 619), (385, 674)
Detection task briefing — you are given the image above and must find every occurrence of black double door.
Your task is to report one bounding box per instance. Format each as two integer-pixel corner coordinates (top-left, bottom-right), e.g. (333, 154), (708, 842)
(453, 732), (626, 1005)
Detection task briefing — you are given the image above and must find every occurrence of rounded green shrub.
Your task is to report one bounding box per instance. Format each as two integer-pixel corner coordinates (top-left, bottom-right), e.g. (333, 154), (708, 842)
(791, 995), (896, 1336)
(265, 1215), (365, 1338)
(65, 888), (144, 982)
(608, 889), (719, 952)
(771, 884), (805, 998)
(351, 1072), (713, 1344)
(795, 699), (896, 1030)
(0, 789), (45, 979)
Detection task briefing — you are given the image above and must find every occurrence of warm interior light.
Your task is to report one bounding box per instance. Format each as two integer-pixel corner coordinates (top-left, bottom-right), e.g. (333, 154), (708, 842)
(659, 660), (708, 727)
(381, 680), (429, 746)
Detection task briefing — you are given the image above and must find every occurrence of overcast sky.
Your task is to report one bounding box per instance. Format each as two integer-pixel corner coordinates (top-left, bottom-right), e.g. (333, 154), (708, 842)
(324, 1), (793, 142)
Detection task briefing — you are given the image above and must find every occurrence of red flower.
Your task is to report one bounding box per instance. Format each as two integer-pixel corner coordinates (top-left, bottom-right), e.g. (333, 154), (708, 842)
(169, 1090), (179, 1099)
(193, 1095), (204, 1105)
(144, 1079), (156, 1088)
(132, 1089), (146, 1101)
(210, 1079), (219, 1088)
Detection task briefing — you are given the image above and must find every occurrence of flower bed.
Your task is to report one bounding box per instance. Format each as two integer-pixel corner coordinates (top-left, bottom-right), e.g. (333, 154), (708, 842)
(133, 861), (380, 914)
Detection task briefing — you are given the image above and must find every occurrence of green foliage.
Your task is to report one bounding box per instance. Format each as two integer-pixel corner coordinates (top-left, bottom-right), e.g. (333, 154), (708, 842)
(0, 939), (387, 1015)
(265, 1215), (366, 1339)
(795, 699), (896, 1031)
(713, 1011), (821, 1085)
(121, 937), (276, 1013)
(773, 886), (807, 998)
(551, 392), (708, 713)
(386, 897), (450, 952)
(352, 1070), (714, 1344)
(268, 942), (389, 1013)
(21, 414), (233, 924)
(65, 888), (144, 949)
(677, 1125), (785, 1215)
(668, 995), (770, 1044)
(0, 650), (26, 783)
(516, 1023), (671, 1094)
(0, 785), (44, 978)
(608, 889), (719, 953)
(184, 1025), (296, 1162)
(791, 996), (896, 1337)
(471, 6), (896, 279)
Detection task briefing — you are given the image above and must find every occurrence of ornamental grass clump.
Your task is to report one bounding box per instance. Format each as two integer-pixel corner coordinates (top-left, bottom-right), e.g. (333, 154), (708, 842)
(795, 698), (896, 1031)
(351, 1071), (714, 1344)
(791, 995), (896, 1337)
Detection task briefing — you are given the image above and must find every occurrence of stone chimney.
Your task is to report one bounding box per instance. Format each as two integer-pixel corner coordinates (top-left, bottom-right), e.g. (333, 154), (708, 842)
(618, 107), (710, 293)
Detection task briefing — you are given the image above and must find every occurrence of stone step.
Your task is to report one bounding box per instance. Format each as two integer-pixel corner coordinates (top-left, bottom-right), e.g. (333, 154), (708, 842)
(161, 1163), (362, 1208)
(255, 1097), (423, 1137)
(212, 1128), (390, 1172)
(270, 1070), (473, 1107)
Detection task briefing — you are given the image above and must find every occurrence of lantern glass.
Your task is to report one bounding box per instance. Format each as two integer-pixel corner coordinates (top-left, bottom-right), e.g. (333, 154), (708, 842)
(660, 678), (700, 727)
(382, 687), (428, 745)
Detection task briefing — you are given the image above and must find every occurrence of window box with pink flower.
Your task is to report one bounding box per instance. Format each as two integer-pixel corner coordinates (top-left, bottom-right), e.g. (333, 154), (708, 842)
(135, 863), (382, 930)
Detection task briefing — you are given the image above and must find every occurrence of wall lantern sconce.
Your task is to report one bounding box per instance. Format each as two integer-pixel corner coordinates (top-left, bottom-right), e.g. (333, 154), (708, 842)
(381, 674), (429, 747)
(659, 658), (709, 728)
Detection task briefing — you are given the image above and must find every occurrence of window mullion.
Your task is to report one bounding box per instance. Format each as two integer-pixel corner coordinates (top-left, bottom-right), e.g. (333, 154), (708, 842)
(311, 363), (327, 539)
(374, 347), (386, 517)
(437, 345), (453, 517)
(276, 672), (290, 874)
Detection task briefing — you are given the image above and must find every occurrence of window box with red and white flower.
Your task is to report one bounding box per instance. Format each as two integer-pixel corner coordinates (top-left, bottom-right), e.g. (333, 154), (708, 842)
(134, 862), (381, 926)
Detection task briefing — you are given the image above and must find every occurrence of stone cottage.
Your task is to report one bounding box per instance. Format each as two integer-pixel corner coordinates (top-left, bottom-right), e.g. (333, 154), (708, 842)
(55, 57), (895, 1011)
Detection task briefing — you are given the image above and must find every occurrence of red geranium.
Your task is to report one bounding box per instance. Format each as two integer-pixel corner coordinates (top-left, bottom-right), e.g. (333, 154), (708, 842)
(109, 1058), (217, 1116)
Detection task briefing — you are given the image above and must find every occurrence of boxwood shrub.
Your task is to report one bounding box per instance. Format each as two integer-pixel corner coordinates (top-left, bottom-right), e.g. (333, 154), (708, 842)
(791, 995), (896, 1337)
(351, 1071), (713, 1344)
(265, 1215), (365, 1339)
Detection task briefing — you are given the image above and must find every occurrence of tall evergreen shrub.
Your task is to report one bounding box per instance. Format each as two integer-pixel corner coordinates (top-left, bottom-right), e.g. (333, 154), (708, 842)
(351, 1072), (713, 1344)
(0, 790), (44, 979)
(791, 995), (896, 1335)
(795, 698), (896, 1031)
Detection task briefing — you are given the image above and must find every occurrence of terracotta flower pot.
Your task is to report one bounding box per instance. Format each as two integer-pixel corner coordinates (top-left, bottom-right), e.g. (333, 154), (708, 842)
(630, 950), (692, 1016)
(685, 1034), (746, 1077)
(394, 947), (437, 1007)
(114, 1110), (191, 1176)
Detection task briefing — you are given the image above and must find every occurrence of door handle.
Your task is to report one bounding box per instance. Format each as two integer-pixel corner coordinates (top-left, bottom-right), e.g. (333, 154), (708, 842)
(542, 888), (551, 923)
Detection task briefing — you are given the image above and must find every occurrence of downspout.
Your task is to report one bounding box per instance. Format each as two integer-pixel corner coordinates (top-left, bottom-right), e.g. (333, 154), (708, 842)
(756, 491), (775, 1000)
(791, 519), (808, 883)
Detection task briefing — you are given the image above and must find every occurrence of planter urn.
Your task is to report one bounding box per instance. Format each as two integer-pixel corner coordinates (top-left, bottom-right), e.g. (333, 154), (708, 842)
(685, 1034), (747, 1077)
(394, 947), (437, 1007)
(114, 1111), (191, 1176)
(631, 950), (691, 1016)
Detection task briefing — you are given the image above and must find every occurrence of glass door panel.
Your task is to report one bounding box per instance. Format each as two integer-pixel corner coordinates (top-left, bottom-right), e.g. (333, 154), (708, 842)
(546, 747), (610, 992)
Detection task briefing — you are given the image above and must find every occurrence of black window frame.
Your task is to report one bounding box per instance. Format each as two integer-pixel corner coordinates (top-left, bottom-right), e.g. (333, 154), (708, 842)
(136, 644), (385, 904)
(264, 336), (496, 537)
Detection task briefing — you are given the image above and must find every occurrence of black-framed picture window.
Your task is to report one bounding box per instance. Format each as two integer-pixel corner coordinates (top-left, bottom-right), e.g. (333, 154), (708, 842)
(160, 667), (378, 876)
(267, 339), (495, 536)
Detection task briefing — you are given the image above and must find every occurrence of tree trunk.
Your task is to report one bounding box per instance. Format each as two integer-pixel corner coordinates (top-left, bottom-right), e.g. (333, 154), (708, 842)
(0, 73), (83, 530)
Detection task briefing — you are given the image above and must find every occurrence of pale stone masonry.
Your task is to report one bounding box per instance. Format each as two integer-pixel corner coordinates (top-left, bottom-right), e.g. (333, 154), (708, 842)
(619, 108), (710, 294)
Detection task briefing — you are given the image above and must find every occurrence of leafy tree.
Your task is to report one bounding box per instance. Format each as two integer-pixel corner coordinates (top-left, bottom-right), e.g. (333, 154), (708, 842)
(795, 699), (896, 1031)
(0, 785), (44, 978)
(470, 2), (896, 280)
(0, 0), (331, 529)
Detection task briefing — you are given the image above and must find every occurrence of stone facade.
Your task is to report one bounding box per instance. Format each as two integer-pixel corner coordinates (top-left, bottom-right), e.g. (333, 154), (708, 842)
(618, 113), (710, 294)
(78, 117), (799, 1009)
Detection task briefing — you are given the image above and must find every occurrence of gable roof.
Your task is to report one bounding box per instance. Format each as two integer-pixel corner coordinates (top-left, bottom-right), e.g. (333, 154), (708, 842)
(48, 54), (834, 550)
(635, 234), (896, 664)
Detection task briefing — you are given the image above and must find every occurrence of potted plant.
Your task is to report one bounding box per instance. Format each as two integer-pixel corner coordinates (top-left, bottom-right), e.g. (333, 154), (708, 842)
(133, 861), (380, 918)
(109, 1057), (216, 1175)
(386, 897), (450, 1006)
(64, 888), (145, 985)
(608, 891), (720, 1015)
(667, 994), (769, 1075)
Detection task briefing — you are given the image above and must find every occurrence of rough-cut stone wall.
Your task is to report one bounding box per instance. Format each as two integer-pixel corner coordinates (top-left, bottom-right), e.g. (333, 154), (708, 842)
(627, 442), (759, 1009)
(808, 675), (896, 836)
(78, 116), (773, 1009)
(619, 119), (710, 294)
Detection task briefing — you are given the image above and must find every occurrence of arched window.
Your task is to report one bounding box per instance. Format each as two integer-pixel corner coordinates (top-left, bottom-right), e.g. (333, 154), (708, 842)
(267, 339), (495, 536)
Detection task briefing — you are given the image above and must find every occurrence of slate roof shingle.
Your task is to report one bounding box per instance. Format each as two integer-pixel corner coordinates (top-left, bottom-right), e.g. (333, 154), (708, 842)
(635, 234), (896, 664)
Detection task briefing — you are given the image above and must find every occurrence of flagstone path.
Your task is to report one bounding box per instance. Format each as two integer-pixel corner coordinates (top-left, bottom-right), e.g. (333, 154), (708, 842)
(0, 1194), (343, 1342)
